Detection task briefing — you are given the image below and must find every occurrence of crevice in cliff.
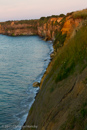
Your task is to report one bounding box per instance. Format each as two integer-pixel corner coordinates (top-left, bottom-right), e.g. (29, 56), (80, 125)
(43, 77), (78, 129)
(59, 78), (77, 103)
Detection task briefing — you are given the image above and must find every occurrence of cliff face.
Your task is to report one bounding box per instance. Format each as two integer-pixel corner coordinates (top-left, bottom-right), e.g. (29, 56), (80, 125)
(0, 21), (38, 36)
(21, 9), (87, 130)
(1, 9), (87, 130)
(0, 15), (83, 46)
(61, 15), (82, 35)
(0, 17), (62, 39)
(0, 15), (82, 40)
(37, 17), (62, 40)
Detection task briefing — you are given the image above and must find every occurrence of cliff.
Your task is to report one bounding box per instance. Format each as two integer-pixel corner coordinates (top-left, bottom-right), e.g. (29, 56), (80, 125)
(1, 9), (87, 130)
(0, 12), (83, 41)
(0, 20), (38, 36)
(21, 9), (87, 130)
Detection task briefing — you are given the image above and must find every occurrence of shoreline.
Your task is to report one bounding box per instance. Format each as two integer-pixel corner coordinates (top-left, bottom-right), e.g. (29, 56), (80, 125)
(21, 37), (54, 130)
(0, 34), (54, 130)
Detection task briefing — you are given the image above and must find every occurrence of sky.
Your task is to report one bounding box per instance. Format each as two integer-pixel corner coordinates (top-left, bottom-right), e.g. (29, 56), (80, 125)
(0, 0), (87, 22)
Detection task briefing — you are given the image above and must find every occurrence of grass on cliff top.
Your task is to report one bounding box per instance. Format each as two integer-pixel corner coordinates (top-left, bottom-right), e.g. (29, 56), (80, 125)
(15, 19), (38, 25)
(39, 14), (65, 26)
(40, 14), (65, 21)
(0, 19), (38, 26)
(48, 21), (87, 83)
(72, 9), (87, 19)
(0, 21), (12, 25)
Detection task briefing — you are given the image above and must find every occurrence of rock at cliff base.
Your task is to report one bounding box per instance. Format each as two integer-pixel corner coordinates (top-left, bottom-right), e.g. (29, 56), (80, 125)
(44, 37), (48, 41)
(33, 82), (40, 87)
(50, 52), (55, 59)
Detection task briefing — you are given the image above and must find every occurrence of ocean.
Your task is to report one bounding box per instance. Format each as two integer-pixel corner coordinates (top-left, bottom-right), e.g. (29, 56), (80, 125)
(0, 35), (53, 130)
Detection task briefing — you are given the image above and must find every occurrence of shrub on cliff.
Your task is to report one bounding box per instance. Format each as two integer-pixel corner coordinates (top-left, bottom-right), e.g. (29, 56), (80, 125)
(72, 9), (87, 19)
(59, 14), (65, 17)
(54, 31), (66, 49)
(54, 20), (60, 26)
(50, 15), (59, 18)
(15, 20), (38, 25)
(40, 17), (46, 20)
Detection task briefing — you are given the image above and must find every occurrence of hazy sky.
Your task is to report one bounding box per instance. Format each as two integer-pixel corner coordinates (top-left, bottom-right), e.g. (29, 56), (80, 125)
(0, 0), (87, 21)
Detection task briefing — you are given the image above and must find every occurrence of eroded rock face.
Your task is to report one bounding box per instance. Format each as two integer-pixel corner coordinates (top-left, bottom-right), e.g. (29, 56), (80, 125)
(61, 15), (82, 36)
(0, 16), (82, 41)
(0, 17), (62, 40)
(0, 21), (38, 36)
(37, 17), (62, 40)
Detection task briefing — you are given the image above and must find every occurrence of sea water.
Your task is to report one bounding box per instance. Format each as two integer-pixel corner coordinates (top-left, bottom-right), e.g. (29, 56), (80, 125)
(0, 35), (53, 130)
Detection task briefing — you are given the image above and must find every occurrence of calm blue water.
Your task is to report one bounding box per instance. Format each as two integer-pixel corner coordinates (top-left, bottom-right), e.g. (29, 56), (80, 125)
(0, 35), (53, 130)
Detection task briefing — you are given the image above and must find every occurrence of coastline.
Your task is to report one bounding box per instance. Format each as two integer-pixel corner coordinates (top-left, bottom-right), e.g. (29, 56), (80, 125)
(0, 34), (54, 130)
(21, 38), (54, 130)
(0, 9), (87, 130)
(8, 35), (53, 130)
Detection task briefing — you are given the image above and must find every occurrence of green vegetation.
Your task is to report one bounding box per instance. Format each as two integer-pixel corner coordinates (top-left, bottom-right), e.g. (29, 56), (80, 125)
(72, 9), (87, 19)
(80, 108), (87, 118)
(49, 15), (59, 18)
(55, 60), (75, 82)
(15, 19), (38, 25)
(55, 23), (87, 82)
(39, 17), (49, 25)
(20, 34), (24, 36)
(39, 14), (65, 26)
(11, 33), (15, 36)
(46, 22), (87, 83)
(40, 17), (46, 20)
(47, 14), (65, 18)
(66, 12), (74, 16)
(0, 20), (12, 25)
(59, 14), (65, 17)
(54, 20), (60, 26)
(54, 31), (66, 49)
(59, 16), (66, 29)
